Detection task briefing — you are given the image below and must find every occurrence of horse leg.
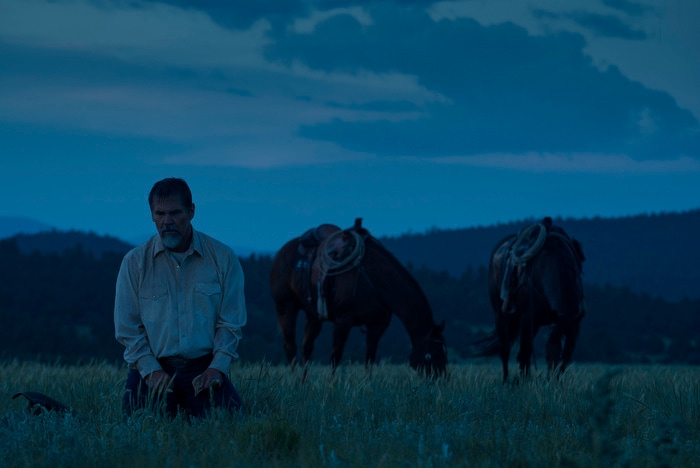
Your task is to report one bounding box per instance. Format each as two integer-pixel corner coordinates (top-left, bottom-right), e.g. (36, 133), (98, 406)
(276, 303), (300, 367)
(517, 310), (535, 379)
(499, 342), (511, 384)
(364, 322), (389, 369)
(546, 324), (564, 377)
(496, 313), (515, 383)
(301, 314), (323, 366)
(559, 316), (581, 377)
(330, 317), (353, 372)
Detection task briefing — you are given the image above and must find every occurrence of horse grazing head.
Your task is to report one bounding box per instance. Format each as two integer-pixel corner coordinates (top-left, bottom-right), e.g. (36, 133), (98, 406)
(409, 320), (447, 378)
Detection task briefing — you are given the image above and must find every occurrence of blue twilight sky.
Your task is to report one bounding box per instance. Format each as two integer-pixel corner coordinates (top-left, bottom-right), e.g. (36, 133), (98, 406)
(1, 0), (698, 254)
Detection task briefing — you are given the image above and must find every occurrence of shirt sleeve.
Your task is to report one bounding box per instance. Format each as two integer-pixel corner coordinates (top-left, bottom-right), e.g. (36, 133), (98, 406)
(114, 251), (162, 377)
(209, 251), (247, 373)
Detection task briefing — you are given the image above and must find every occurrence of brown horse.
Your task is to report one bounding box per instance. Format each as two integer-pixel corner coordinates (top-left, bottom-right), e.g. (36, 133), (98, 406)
(480, 217), (585, 382)
(269, 219), (447, 377)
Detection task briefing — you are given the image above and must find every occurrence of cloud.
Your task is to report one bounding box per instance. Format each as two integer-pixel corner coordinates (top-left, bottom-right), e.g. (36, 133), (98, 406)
(601, 0), (656, 17)
(431, 152), (700, 173)
(532, 7), (649, 39)
(314, 0), (442, 8)
(1, 0), (271, 68)
(130, 0), (309, 31)
(2, 0), (698, 170)
(566, 12), (648, 39)
(265, 5), (699, 161)
(325, 99), (422, 113)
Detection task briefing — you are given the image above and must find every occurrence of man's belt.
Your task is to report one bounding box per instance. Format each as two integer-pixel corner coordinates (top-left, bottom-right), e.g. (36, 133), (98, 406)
(158, 354), (212, 369)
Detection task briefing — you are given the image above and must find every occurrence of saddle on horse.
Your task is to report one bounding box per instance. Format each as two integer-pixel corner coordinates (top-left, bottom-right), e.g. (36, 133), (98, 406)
(500, 217), (585, 316)
(295, 219), (366, 319)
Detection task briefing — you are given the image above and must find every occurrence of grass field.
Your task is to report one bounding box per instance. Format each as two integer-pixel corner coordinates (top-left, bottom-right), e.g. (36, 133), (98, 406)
(1, 360), (698, 467)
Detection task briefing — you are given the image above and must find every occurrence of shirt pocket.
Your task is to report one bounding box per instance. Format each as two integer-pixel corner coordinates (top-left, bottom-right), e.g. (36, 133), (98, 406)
(139, 286), (168, 324)
(194, 282), (222, 326)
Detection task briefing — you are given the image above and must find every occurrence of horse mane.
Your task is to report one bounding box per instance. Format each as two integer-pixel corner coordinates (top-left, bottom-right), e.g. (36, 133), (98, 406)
(545, 223), (585, 272)
(491, 233), (516, 258)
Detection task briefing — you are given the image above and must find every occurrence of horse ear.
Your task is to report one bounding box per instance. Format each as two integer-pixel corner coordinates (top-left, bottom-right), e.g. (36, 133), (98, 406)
(437, 319), (446, 332)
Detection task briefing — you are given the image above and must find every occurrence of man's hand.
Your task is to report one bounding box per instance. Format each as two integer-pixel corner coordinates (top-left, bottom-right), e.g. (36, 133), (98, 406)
(145, 370), (173, 393)
(192, 368), (224, 396)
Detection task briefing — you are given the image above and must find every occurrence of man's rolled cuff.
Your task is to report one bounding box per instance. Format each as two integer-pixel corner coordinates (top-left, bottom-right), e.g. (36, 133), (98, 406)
(136, 355), (162, 378)
(209, 352), (233, 375)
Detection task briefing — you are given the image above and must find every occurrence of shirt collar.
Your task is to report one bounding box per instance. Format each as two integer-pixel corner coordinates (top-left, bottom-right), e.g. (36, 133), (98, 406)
(151, 228), (202, 258)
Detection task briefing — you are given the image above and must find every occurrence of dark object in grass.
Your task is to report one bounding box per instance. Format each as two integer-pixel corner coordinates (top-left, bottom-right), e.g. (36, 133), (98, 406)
(12, 391), (76, 416)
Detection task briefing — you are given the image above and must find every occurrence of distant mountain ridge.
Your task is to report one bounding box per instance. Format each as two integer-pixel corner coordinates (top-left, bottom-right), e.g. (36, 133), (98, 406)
(0, 216), (260, 257)
(3, 211), (698, 300)
(380, 209), (700, 301)
(0, 216), (53, 238)
(8, 230), (134, 258)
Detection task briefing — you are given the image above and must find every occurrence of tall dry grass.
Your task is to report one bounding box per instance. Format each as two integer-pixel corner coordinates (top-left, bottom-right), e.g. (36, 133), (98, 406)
(1, 360), (698, 467)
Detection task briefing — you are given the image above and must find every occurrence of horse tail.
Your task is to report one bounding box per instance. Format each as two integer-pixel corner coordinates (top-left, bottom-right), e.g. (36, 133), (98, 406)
(471, 331), (500, 357)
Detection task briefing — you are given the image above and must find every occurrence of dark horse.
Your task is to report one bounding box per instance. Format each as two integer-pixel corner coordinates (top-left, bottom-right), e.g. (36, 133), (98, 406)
(269, 218), (447, 377)
(481, 217), (585, 382)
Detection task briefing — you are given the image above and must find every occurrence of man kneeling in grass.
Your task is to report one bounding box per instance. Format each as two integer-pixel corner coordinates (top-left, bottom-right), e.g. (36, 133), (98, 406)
(114, 178), (247, 418)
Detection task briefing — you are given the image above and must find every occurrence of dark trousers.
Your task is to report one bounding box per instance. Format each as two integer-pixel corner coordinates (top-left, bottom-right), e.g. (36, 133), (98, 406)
(122, 355), (243, 419)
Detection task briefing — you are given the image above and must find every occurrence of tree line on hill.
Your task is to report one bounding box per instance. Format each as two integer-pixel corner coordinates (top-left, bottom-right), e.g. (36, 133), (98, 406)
(381, 209), (700, 301)
(1, 223), (698, 367)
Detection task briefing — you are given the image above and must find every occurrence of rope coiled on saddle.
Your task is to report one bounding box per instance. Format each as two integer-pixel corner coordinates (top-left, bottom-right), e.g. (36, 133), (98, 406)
(318, 230), (365, 276)
(499, 222), (547, 310)
(509, 222), (547, 265)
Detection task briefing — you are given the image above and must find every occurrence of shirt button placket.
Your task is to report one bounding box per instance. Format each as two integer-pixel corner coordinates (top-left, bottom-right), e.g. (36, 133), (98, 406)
(178, 264), (186, 341)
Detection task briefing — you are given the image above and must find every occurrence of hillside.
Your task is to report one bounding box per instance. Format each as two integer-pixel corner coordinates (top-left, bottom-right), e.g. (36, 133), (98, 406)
(10, 230), (134, 258)
(380, 209), (700, 301)
(3, 209), (699, 301)
(1, 226), (698, 366)
(0, 216), (52, 238)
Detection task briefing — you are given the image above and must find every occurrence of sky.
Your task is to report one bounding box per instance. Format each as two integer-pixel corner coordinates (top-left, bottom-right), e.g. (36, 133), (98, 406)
(1, 0), (698, 254)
